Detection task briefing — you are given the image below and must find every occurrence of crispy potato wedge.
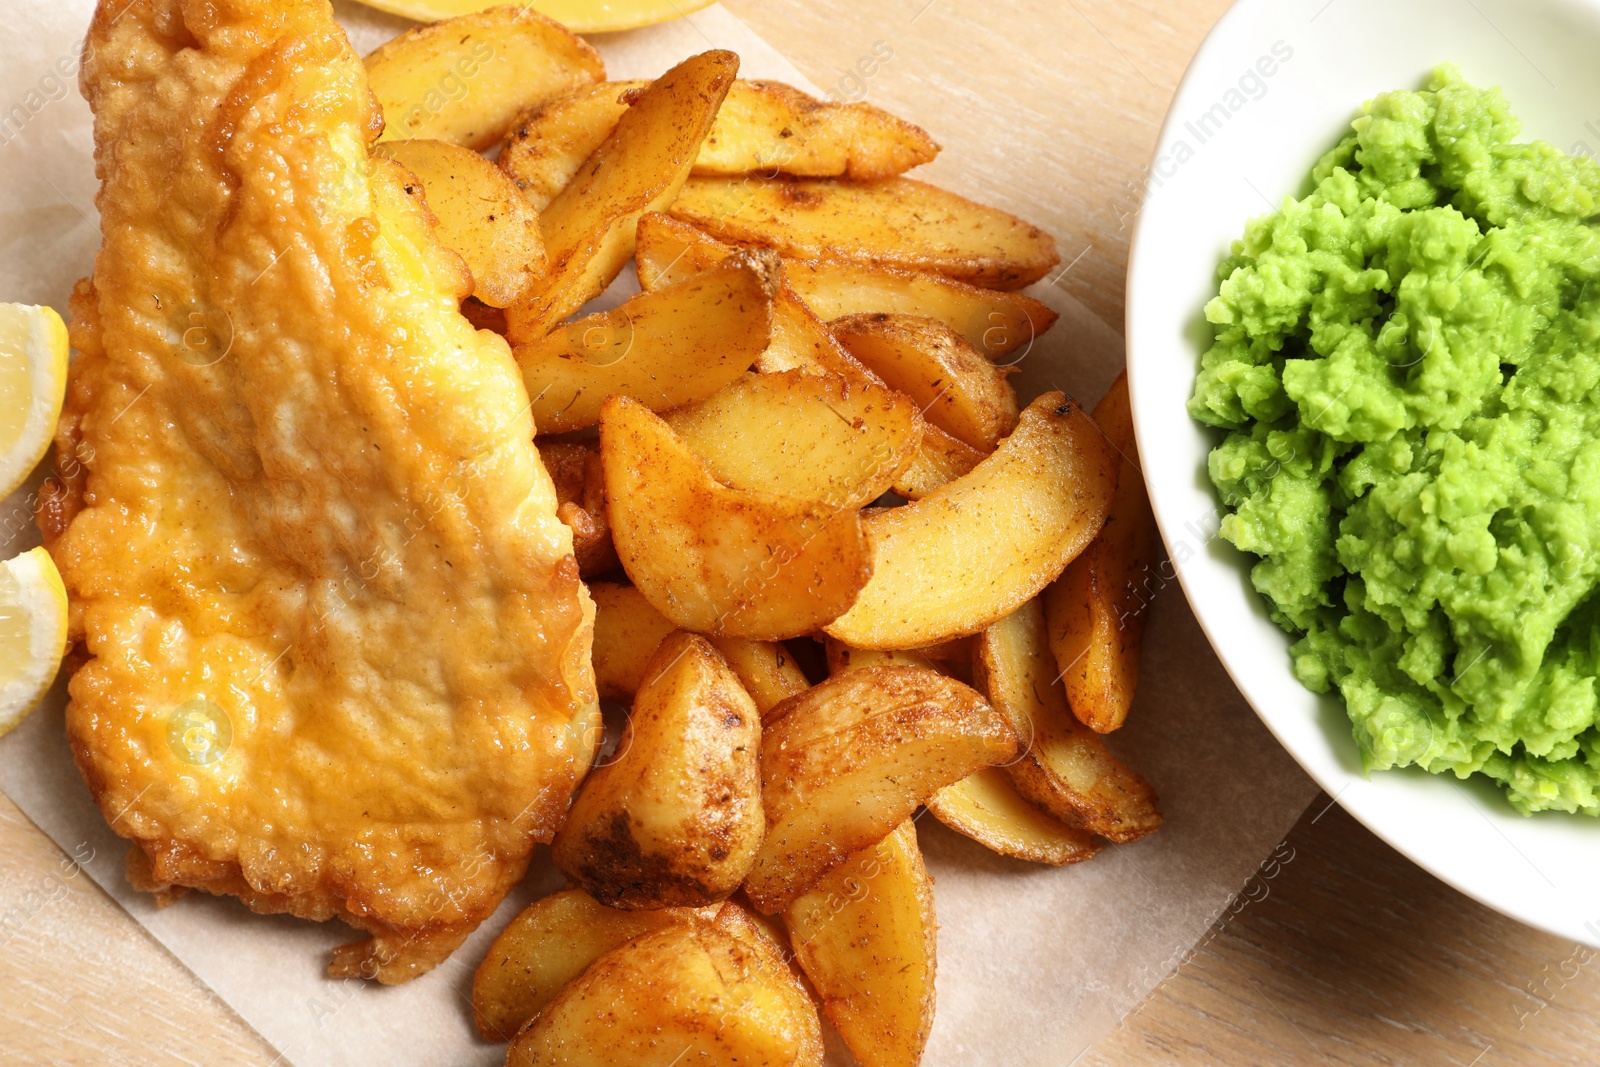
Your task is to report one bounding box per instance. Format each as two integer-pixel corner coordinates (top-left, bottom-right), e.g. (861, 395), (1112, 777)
(666, 370), (920, 509)
(472, 888), (711, 1040)
(825, 393), (1118, 649)
(926, 768), (1100, 866)
(976, 598), (1162, 843)
(892, 422), (988, 500)
(552, 633), (764, 908)
(699, 80), (939, 179)
(784, 257), (1058, 362)
(507, 918), (824, 1067)
(706, 636), (811, 720)
(746, 665), (1016, 912)
(375, 139), (545, 307)
(501, 81), (645, 212)
(538, 442), (617, 577)
(503, 80), (937, 211)
(785, 821), (935, 1067)
(601, 395), (871, 640)
(634, 212), (870, 380)
(832, 312), (1019, 450)
(358, 0), (717, 33)
(1047, 373), (1160, 733)
(506, 51), (738, 339)
(588, 582), (676, 700)
(515, 251), (775, 434)
(670, 175), (1059, 290)
(366, 7), (603, 150)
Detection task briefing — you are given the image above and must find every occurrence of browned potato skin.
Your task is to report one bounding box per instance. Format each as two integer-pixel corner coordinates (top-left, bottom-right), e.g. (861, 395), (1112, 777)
(506, 918), (824, 1067)
(375, 139), (545, 308)
(501, 82), (642, 211)
(666, 370), (921, 510)
(831, 312), (1020, 450)
(471, 888), (712, 1040)
(706, 635), (811, 721)
(600, 395), (872, 640)
(1047, 372), (1160, 734)
(588, 582), (676, 700)
(670, 175), (1059, 290)
(507, 51), (738, 339)
(502, 79), (937, 212)
(633, 212), (874, 381)
(824, 393), (1118, 650)
(552, 633), (764, 908)
(925, 768), (1099, 866)
(515, 250), (775, 434)
(366, 7), (603, 150)
(698, 80), (939, 180)
(783, 256), (1058, 362)
(976, 597), (1162, 843)
(746, 665), (1017, 913)
(538, 442), (617, 577)
(785, 821), (936, 1067)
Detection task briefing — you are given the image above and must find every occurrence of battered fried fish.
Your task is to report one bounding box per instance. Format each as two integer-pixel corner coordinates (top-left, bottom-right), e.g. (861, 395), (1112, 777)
(39, 0), (598, 982)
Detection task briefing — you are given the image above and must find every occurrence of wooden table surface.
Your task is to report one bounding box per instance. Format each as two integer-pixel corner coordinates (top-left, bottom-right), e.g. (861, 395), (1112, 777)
(4, 1), (1594, 1064)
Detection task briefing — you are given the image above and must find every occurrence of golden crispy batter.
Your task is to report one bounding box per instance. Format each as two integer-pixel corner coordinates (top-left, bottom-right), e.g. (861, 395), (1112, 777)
(46, 0), (597, 982)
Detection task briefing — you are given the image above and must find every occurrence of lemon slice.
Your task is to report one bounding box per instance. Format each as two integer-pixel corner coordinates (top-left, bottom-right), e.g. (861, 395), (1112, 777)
(0, 303), (68, 502)
(353, 0), (715, 32)
(0, 547), (69, 738)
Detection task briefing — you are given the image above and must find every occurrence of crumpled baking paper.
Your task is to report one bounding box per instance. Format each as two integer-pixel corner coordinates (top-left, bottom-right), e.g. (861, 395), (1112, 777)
(0, 3), (1318, 1064)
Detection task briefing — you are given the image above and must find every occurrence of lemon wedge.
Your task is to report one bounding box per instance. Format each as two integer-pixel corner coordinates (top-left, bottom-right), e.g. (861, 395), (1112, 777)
(0, 303), (68, 502)
(0, 547), (69, 738)
(353, 0), (715, 32)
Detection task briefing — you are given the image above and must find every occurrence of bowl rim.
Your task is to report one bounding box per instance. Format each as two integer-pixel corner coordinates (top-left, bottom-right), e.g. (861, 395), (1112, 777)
(1123, 0), (1600, 946)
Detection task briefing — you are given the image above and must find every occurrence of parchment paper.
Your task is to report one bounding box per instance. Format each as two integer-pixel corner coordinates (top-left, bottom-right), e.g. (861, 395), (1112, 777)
(0, 3), (1319, 1064)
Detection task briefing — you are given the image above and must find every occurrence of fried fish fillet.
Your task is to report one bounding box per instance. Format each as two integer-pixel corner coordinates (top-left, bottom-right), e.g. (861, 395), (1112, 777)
(39, 0), (598, 982)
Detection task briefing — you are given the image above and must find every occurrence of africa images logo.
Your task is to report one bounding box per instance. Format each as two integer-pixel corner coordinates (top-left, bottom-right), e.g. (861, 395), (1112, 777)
(166, 699), (232, 766)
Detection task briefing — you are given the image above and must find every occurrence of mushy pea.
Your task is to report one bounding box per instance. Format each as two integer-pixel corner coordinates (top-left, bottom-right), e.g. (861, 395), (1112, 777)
(1190, 65), (1600, 815)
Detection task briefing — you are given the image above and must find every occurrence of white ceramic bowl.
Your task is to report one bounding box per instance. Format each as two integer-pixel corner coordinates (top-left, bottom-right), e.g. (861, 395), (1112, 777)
(1127, 0), (1600, 945)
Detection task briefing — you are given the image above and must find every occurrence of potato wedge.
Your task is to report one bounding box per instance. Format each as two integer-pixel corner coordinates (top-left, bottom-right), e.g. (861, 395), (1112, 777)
(670, 175), (1059, 290)
(1047, 372), (1160, 733)
(503, 80), (937, 211)
(746, 665), (1016, 912)
(892, 422), (988, 500)
(357, 0), (717, 33)
(501, 81), (645, 212)
(824, 393), (1118, 649)
(588, 582), (676, 700)
(539, 442), (617, 576)
(635, 213), (872, 381)
(706, 635), (811, 720)
(832, 312), (1019, 450)
(366, 7), (603, 150)
(375, 139), (545, 307)
(785, 821), (935, 1067)
(784, 257), (1058, 362)
(976, 598), (1162, 843)
(823, 641), (937, 675)
(507, 919), (824, 1067)
(926, 768), (1100, 866)
(601, 395), (871, 640)
(666, 370), (920, 509)
(506, 51), (738, 340)
(552, 633), (764, 908)
(700, 80), (939, 179)
(472, 888), (710, 1040)
(515, 251), (775, 434)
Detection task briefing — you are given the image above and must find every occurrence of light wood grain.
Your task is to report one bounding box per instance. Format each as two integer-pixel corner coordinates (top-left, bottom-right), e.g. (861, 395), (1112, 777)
(1085, 799), (1600, 1067)
(2, 2), (1590, 1066)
